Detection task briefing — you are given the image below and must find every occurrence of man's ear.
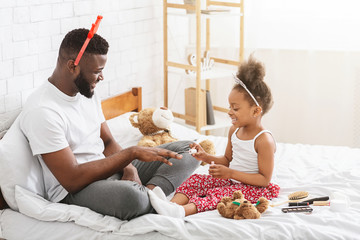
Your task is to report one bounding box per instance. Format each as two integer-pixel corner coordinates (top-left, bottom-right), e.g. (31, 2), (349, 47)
(67, 59), (80, 74)
(253, 106), (263, 117)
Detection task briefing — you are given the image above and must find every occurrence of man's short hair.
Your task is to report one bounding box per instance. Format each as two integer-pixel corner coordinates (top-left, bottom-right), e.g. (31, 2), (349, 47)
(59, 28), (109, 59)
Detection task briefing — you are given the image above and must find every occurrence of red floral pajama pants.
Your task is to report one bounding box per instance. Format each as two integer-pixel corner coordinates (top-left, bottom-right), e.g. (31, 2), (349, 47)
(175, 174), (280, 212)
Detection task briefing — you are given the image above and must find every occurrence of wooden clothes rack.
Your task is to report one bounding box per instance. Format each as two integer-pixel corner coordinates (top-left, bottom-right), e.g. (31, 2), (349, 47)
(163, 0), (244, 133)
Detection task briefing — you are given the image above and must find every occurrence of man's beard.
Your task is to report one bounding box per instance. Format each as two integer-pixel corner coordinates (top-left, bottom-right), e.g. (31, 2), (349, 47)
(74, 72), (94, 98)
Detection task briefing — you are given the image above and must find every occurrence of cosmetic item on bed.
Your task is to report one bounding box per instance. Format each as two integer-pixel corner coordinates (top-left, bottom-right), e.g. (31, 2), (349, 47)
(313, 201), (330, 206)
(330, 192), (349, 212)
(330, 200), (348, 212)
(288, 202), (309, 206)
(302, 196), (329, 205)
(270, 191), (309, 207)
(288, 191), (309, 200)
(282, 206), (313, 213)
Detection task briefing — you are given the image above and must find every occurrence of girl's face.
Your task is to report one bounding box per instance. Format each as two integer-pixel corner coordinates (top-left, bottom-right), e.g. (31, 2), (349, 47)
(228, 89), (255, 127)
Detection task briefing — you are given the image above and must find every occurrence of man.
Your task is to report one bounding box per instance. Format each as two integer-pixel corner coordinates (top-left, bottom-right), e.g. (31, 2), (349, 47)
(19, 28), (199, 220)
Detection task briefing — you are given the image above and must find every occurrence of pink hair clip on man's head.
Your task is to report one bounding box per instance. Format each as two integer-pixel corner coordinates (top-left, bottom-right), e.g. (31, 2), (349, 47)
(74, 15), (103, 66)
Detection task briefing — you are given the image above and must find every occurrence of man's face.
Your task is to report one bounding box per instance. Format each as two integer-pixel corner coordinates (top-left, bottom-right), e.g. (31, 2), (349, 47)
(75, 54), (107, 98)
(74, 71), (93, 98)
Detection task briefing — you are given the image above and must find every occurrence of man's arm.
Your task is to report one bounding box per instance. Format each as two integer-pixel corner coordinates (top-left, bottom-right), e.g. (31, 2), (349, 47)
(100, 121), (122, 156)
(41, 145), (133, 193)
(100, 121), (141, 184)
(41, 142), (181, 194)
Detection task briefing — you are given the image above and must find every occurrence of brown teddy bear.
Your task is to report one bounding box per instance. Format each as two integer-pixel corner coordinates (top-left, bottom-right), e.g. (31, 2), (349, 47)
(129, 107), (177, 147)
(129, 107), (215, 155)
(217, 190), (269, 220)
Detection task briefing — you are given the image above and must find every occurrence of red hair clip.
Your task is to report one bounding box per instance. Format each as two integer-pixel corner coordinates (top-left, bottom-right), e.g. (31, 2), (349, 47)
(74, 15), (103, 66)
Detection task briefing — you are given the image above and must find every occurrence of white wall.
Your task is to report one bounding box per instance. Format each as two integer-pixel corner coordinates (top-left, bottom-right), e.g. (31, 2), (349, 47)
(245, 0), (360, 147)
(166, 0), (360, 147)
(0, 0), (163, 113)
(207, 47), (360, 147)
(2, 0), (360, 148)
(245, 0), (360, 51)
(255, 49), (360, 147)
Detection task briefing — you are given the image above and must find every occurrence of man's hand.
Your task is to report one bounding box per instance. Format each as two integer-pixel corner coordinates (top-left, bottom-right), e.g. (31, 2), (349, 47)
(132, 146), (182, 166)
(121, 164), (141, 185)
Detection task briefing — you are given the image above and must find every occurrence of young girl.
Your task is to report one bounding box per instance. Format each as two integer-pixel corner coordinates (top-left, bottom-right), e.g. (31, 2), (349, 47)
(148, 56), (280, 218)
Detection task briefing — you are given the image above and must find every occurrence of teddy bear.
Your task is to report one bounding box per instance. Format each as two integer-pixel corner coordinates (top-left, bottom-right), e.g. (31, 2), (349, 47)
(129, 107), (176, 147)
(217, 190), (269, 220)
(129, 107), (216, 155)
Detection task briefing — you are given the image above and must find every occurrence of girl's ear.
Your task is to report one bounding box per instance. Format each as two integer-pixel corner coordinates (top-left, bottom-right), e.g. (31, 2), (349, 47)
(253, 106), (263, 117)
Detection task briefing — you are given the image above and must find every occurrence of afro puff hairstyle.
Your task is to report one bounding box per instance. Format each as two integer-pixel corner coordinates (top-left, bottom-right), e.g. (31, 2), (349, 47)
(234, 55), (273, 115)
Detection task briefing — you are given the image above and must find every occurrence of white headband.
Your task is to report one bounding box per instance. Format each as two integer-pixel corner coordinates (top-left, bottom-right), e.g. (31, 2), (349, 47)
(233, 74), (260, 107)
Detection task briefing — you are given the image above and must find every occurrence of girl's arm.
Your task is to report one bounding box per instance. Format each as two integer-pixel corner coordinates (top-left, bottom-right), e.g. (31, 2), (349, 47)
(209, 132), (275, 187)
(190, 126), (236, 166)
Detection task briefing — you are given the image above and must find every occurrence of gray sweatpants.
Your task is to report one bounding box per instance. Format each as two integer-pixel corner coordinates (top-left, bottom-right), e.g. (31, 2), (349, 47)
(61, 140), (199, 220)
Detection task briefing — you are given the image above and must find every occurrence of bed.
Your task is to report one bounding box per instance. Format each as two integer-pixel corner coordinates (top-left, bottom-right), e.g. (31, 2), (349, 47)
(1, 87), (360, 240)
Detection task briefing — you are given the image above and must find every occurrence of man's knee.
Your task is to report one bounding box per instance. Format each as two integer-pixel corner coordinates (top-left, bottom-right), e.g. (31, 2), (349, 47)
(112, 182), (153, 220)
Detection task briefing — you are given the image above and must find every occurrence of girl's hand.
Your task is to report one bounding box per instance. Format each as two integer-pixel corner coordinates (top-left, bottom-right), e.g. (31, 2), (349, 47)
(189, 142), (207, 161)
(209, 163), (231, 179)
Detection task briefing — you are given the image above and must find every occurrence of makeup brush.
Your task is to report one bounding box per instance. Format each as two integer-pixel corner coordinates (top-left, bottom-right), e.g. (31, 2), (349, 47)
(302, 196), (329, 205)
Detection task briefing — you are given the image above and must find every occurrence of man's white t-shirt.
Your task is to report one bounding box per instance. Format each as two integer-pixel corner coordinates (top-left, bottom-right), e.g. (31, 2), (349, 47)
(20, 81), (106, 202)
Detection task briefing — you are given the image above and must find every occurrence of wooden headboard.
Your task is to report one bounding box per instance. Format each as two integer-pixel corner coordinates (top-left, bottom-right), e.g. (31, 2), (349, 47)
(101, 87), (142, 120)
(0, 87), (142, 210)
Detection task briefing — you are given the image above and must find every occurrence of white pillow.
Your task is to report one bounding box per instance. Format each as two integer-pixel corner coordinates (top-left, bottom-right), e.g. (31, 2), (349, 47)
(106, 112), (143, 148)
(15, 185), (126, 232)
(106, 111), (202, 147)
(0, 114), (45, 211)
(170, 122), (201, 141)
(0, 109), (21, 139)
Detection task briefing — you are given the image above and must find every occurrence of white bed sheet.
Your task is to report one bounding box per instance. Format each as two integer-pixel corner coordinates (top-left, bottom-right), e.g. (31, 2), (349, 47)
(1, 113), (360, 240)
(0, 209), (175, 240)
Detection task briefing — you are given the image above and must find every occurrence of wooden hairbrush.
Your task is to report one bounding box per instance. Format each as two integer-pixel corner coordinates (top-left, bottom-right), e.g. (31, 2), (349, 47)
(270, 191), (309, 207)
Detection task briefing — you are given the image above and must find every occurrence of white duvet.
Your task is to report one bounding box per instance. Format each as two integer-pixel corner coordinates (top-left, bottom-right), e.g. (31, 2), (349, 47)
(1, 113), (360, 240)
